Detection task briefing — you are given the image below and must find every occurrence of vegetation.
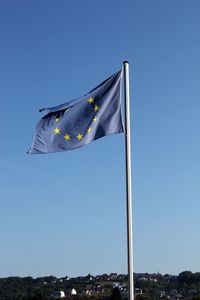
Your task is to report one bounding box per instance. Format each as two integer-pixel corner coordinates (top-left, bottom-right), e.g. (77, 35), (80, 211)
(0, 271), (200, 299)
(110, 288), (122, 300)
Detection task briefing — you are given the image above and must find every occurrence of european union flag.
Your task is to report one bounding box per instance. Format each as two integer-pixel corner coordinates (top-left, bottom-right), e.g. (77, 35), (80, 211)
(28, 69), (124, 154)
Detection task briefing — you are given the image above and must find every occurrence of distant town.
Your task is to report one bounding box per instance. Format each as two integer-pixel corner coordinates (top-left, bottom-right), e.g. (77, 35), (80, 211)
(0, 271), (200, 300)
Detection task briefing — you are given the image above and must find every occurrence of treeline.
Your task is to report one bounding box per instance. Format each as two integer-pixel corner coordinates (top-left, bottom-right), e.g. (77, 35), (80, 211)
(134, 271), (200, 299)
(178, 271), (200, 285)
(0, 275), (98, 300)
(0, 276), (48, 300)
(1, 271), (200, 300)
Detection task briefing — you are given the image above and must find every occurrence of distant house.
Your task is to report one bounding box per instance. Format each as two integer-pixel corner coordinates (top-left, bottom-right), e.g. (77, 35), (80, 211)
(135, 288), (142, 295)
(64, 276), (70, 281)
(50, 290), (65, 299)
(110, 273), (118, 280)
(95, 273), (109, 281)
(160, 290), (166, 298)
(84, 274), (94, 282)
(102, 273), (109, 281)
(85, 290), (92, 296)
(138, 276), (148, 281)
(93, 284), (101, 291)
(121, 287), (128, 297)
(117, 274), (127, 281)
(171, 289), (178, 296)
(71, 288), (77, 295)
(150, 278), (157, 282)
(188, 289), (198, 296)
(112, 282), (120, 288)
(174, 293), (183, 300)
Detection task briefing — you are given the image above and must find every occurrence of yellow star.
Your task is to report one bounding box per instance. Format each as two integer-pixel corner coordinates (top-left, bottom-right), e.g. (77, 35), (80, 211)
(87, 127), (91, 133)
(76, 133), (83, 140)
(88, 97), (94, 104)
(94, 105), (100, 112)
(93, 116), (97, 122)
(54, 127), (60, 134)
(56, 118), (60, 123)
(64, 134), (71, 141)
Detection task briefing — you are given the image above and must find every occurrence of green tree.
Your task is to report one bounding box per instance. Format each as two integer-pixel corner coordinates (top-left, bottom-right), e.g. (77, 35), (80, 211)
(25, 294), (48, 300)
(135, 295), (151, 300)
(192, 296), (200, 300)
(110, 287), (122, 300)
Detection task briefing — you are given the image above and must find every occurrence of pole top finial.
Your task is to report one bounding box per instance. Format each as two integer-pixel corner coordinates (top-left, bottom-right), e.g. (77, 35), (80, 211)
(123, 61), (129, 65)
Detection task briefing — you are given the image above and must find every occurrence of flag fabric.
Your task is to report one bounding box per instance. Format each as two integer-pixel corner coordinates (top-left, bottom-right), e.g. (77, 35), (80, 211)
(28, 69), (124, 154)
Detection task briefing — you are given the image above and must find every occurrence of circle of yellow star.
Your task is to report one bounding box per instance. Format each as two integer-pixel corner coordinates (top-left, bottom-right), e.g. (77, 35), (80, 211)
(94, 105), (100, 112)
(54, 127), (60, 134)
(76, 133), (83, 140)
(88, 97), (94, 104)
(56, 118), (60, 123)
(87, 127), (91, 133)
(64, 134), (71, 141)
(93, 116), (97, 122)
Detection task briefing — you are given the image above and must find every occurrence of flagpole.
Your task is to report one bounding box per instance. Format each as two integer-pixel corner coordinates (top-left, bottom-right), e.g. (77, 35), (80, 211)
(123, 61), (134, 300)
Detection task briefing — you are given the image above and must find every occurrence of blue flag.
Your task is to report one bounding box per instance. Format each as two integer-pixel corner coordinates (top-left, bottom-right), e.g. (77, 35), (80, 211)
(28, 69), (124, 154)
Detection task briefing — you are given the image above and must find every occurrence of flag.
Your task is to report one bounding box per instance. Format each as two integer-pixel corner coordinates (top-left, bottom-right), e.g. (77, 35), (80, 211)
(28, 69), (124, 154)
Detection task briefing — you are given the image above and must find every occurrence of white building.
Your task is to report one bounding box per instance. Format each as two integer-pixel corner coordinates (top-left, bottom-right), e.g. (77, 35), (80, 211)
(71, 288), (77, 295)
(50, 290), (65, 299)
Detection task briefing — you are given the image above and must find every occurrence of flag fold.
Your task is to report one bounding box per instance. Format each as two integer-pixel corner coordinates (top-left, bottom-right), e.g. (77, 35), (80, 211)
(28, 69), (124, 154)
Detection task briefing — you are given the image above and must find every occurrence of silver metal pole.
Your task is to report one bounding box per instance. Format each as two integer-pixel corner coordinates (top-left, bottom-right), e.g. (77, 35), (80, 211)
(123, 61), (134, 300)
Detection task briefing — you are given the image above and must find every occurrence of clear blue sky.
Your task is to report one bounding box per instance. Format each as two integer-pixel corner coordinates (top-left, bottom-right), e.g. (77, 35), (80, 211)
(0, 0), (200, 278)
